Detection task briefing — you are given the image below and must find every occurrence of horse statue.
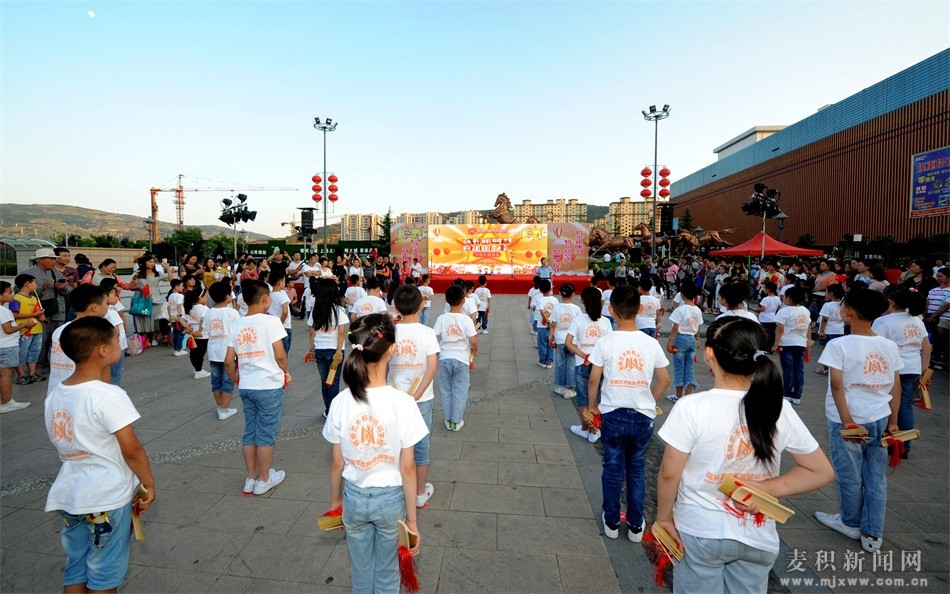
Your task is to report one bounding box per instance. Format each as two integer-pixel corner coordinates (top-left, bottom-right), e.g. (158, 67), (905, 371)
(631, 222), (670, 251)
(487, 193), (540, 224)
(670, 228), (737, 254)
(698, 228), (736, 247)
(589, 226), (635, 256)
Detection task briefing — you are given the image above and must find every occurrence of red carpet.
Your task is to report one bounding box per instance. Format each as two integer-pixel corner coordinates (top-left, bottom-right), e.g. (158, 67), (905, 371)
(428, 274), (593, 295)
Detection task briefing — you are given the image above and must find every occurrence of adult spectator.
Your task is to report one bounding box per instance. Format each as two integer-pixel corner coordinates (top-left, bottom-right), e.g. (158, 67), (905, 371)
(131, 254), (173, 345)
(180, 254), (201, 279)
(19, 248), (71, 367)
(411, 257), (423, 280)
(900, 258), (938, 298)
(268, 249), (290, 279)
(92, 259), (139, 290)
(74, 253), (95, 285)
(375, 257), (391, 289)
(853, 259), (873, 285)
(925, 267), (950, 371)
(53, 248), (78, 289)
(537, 257), (553, 280)
(866, 266), (890, 292)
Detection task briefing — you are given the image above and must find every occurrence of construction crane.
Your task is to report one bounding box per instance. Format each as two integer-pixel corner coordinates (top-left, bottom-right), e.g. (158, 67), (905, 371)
(149, 173), (296, 244)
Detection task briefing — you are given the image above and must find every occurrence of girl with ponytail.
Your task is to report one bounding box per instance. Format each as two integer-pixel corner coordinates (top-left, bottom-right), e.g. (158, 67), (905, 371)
(656, 318), (833, 592)
(322, 313), (428, 593)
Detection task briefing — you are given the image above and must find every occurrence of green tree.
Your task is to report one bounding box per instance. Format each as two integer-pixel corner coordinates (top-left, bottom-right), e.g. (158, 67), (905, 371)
(376, 207), (393, 255)
(203, 233), (235, 258)
(167, 228), (204, 257)
(795, 233), (817, 248)
(680, 209), (694, 231)
(50, 233), (83, 246)
(90, 234), (121, 248)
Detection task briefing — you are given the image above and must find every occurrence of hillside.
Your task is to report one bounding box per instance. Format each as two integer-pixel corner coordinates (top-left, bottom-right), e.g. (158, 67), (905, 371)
(0, 204), (272, 241)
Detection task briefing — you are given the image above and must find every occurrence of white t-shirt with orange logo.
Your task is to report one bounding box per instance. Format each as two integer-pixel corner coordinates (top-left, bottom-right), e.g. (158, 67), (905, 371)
(204, 306), (241, 362)
(657, 388), (819, 554)
(474, 287), (491, 312)
(443, 298), (477, 318)
(818, 334), (904, 424)
(550, 302), (582, 344)
(323, 386), (428, 488)
(344, 286), (367, 313)
(44, 380), (141, 514)
(872, 312), (927, 376)
(818, 301), (844, 335)
(227, 313), (287, 390)
(389, 323), (440, 403)
(670, 303), (703, 336)
(352, 295), (388, 319)
(532, 294), (559, 328)
(566, 314), (613, 366)
(636, 295), (662, 330)
(587, 330), (669, 418)
(308, 306), (349, 351)
(774, 305), (811, 347)
(432, 312), (477, 365)
(48, 321), (74, 393)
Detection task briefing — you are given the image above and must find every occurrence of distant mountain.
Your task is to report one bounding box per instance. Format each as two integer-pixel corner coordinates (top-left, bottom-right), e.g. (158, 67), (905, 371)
(0, 204), (272, 241)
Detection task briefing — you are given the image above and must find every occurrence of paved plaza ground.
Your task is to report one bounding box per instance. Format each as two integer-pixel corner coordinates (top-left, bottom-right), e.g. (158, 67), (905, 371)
(1, 293), (947, 592)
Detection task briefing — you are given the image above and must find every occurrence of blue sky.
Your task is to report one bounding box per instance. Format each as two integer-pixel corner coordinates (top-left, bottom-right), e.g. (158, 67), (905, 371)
(2, 1), (948, 237)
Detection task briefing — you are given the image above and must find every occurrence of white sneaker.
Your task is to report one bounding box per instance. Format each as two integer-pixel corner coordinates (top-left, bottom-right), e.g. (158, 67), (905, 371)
(553, 386), (566, 395)
(242, 477), (257, 496)
(416, 483), (435, 508)
(217, 407), (238, 421)
(151, 340), (158, 346)
(861, 534), (882, 553)
(445, 419), (453, 430)
(815, 512), (860, 540)
(453, 420), (465, 431)
(538, 361), (547, 368)
(563, 388), (577, 399)
(570, 425), (590, 439)
(627, 518), (646, 543)
(193, 370), (211, 379)
(480, 329), (489, 335)
(544, 363), (553, 369)
(0, 400), (31, 414)
(253, 469), (286, 495)
(602, 512), (619, 539)
(588, 430), (601, 443)
(174, 350), (189, 357)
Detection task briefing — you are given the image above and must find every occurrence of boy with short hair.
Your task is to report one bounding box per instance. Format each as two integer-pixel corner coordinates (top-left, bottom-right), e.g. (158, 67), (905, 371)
(351, 277), (388, 321)
(48, 284), (110, 393)
(635, 278), (662, 338)
(588, 286), (670, 542)
(1, 280), (38, 412)
(772, 286), (811, 405)
(344, 274), (367, 316)
(756, 281), (781, 346)
(45, 316), (155, 592)
(267, 271), (293, 355)
(815, 289), (902, 553)
(390, 285), (440, 507)
(418, 274), (434, 325)
(474, 275), (492, 334)
(715, 282), (759, 322)
(433, 285), (478, 431)
(167, 279), (188, 356)
(601, 276), (617, 330)
(11, 273), (45, 385)
(205, 281), (241, 421)
(533, 279), (558, 369)
(99, 279), (129, 385)
(527, 276), (541, 335)
(226, 280), (290, 496)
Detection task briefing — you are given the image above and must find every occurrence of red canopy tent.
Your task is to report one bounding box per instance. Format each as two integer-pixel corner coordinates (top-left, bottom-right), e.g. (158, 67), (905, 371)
(709, 231), (824, 257)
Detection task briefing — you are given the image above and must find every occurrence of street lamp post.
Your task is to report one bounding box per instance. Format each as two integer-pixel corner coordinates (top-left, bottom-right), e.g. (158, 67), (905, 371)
(313, 117), (339, 258)
(642, 104), (671, 261)
(143, 218), (155, 252)
(775, 211), (790, 243)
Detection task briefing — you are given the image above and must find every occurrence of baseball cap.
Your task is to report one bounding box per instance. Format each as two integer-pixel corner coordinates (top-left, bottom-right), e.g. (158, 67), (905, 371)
(34, 248), (56, 259)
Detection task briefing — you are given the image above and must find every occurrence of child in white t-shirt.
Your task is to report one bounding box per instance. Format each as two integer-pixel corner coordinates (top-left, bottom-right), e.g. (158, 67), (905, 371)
(45, 316), (155, 591)
(815, 284), (846, 375)
(205, 282), (241, 421)
(667, 284), (703, 403)
(344, 274), (367, 315)
(267, 271), (293, 355)
(657, 317), (832, 592)
(433, 285), (478, 431)
(533, 279), (558, 368)
(443, 281), (478, 322)
(322, 314), (427, 592)
(183, 287), (211, 380)
(635, 278), (662, 338)
(474, 275), (492, 334)
(601, 276), (616, 330)
(100, 279), (129, 386)
(390, 285), (440, 508)
(418, 274), (434, 325)
(167, 279), (187, 356)
(756, 281), (781, 346)
(715, 282), (759, 324)
(527, 277), (541, 335)
(48, 285), (110, 393)
(549, 283), (581, 399)
(0, 280), (37, 413)
(352, 277), (389, 322)
(566, 287), (613, 441)
(588, 285), (670, 541)
(226, 279), (290, 496)
(308, 278), (350, 416)
(772, 287), (811, 405)
(815, 289), (903, 553)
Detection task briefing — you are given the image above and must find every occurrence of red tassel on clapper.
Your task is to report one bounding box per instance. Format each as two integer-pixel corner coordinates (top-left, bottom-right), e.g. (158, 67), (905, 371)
(398, 545), (420, 592)
(642, 527), (673, 588)
(886, 437), (906, 468)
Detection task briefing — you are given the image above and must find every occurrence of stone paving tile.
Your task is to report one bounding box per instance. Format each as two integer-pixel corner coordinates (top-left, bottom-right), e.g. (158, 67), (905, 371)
(226, 531), (336, 583)
(436, 425), (500, 443)
(418, 509), (497, 550)
(195, 495), (309, 534)
(428, 458), (497, 485)
(144, 488), (224, 526)
(535, 444), (575, 464)
(499, 426), (570, 445)
(450, 483), (544, 516)
(151, 460), (216, 490)
(529, 414), (566, 429)
(286, 501), (347, 540)
(497, 515), (607, 556)
(459, 441), (536, 462)
(438, 549), (562, 593)
(123, 566), (255, 593)
(0, 551), (64, 592)
(136, 523), (248, 572)
(497, 461), (583, 489)
(428, 437), (463, 460)
(557, 553), (622, 593)
(462, 412), (530, 428)
(541, 487), (595, 519)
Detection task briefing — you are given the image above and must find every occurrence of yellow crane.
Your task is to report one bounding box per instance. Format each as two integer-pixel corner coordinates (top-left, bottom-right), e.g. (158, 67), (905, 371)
(149, 173), (296, 243)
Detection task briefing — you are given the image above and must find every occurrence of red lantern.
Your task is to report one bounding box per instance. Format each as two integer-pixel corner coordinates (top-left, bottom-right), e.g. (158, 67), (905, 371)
(659, 188), (671, 198)
(312, 175), (322, 183)
(328, 194), (339, 202)
(641, 168), (652, 177)
(640, 189), (652, 198)
(312, 193), (322, 202)
(659, 167), (671, 177)
(659, 178), (671, 187)
(312, 184), (322, 193)
(640, 179), (652, 188)
(328, 184), (339, 192)
(328, 174), (338, 183)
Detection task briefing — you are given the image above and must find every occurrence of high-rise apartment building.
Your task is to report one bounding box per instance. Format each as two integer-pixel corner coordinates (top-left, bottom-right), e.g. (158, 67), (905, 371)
(605, 196), (665, 236)
(398, 212), (444, 225)
(341, 213), (381, 241)
(512, 198), (588, 222)
(445, 210), (484, 225)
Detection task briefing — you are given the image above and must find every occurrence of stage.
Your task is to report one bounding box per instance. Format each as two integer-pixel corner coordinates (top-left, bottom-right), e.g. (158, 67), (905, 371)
(427, 274), (593, 295)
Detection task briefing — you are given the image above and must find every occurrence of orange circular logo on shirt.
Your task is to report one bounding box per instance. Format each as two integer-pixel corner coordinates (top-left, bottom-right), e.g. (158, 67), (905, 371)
(903, 324), (921, 340)
(863, 353), (890, 383)
(235, 327), (258, 347)
(617, 349), (645, 377)
(349, 413), (387, 455)
(394, 339), (418, 359)
(49, 410), (74, 444)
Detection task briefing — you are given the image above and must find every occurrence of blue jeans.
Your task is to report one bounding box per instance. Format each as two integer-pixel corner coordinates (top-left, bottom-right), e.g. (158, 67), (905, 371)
(600, 408), (654, 528)
(210, 361), (235, 393)
(420, 307), (430, 325)
(477, 310), (488, 331)
(640, 327), (656, 338)
(315, 349), (342, 414)
(674, 531), (777, 594)
(439, 358), (470, 424)
(554, 344), (575, 389)
(897, 374), (920, 451)
(342, 481), (405, 594)
(828, 417), (888, 538)
(604, 314), (616, 331)
(109, 351), (125, 386)
(240, 387), (285, 446)
(415, 399), (433, 465)
(672, 333), (697, 389)
(281, 326), (292, 356)
(779, 346), (806, 400)
(59, 501), (133, 590)
(172, 321), (185, 351)
(536, 327), (553, 365)
(19, 333), (41, 365)
(574, 363), (601, 408)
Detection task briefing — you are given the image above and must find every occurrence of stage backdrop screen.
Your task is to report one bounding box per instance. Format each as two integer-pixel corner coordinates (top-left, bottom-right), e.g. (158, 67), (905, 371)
(425, 223), (590, 276)
(390, 222), (428, 269)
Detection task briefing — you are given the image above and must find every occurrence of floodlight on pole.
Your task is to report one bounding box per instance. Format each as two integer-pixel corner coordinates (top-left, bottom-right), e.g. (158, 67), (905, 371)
(642, 103), (671, 261)
(313, 116), (339, 257)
